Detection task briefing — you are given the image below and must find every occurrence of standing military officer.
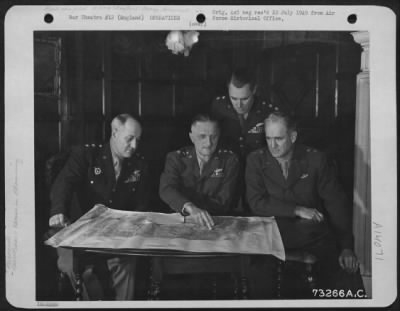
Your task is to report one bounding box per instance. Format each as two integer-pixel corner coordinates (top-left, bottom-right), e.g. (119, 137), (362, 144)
(211, 67), (279, 158)
(159, 114), (239, 229)
(211, 68), (280, 214)
(246, 111), (364, 294)
(49, 113), (149, 300)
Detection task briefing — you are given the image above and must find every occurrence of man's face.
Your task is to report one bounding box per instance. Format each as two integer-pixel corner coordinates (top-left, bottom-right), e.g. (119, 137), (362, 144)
(265, 119), (297, 159)
(112, 119), (142, 158)
(189, 121), (220, 158)
(228, 82), (256, 115)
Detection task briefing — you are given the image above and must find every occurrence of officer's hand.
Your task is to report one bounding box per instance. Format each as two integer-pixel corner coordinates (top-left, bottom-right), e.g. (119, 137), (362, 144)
(294, 206), (324, 222)
(339, 248), (359, 274)
(183, 203), (214, 230)
(49, 213), (70, 228)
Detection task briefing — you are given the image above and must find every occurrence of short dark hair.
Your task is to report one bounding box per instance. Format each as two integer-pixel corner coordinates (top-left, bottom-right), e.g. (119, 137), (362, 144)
(190, 113), (219, 129)
(227, 67), (256, 89)
(265, 111), (297, 132)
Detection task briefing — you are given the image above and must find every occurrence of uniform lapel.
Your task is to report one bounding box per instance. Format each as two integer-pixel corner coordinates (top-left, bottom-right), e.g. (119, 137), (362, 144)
(244, 99), (265, 134)
(200, 151), (220, 179)
(118, 159), (130, 184)
(286, 145), (308, 188)
(245, 99), (259, 129)
(101, 143), (117, 186)
(187, 147), (200, 178)
(262, 149), (287, 187)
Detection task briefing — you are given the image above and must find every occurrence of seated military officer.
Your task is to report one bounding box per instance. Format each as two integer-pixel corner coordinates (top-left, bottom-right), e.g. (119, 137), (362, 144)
(246, 111), (364, 293)
(49, 113), (149, 300)
(159, 114), (239, 228)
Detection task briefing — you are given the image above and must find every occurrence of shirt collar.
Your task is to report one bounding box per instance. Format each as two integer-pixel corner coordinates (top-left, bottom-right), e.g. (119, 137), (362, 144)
(110, 141), (122, 166)
(275, 149), (294, 166)
(195, 151), (211, 166)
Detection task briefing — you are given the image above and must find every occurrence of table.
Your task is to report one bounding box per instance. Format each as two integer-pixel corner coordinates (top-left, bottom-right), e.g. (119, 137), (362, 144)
(46, 206), (284, 300)
(68, 247), (251, 300)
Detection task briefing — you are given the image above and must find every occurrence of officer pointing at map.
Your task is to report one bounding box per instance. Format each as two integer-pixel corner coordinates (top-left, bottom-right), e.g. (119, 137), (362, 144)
(159, 114), (239, 229)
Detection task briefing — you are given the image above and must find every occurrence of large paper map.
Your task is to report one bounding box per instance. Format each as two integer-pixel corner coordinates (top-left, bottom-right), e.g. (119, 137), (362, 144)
(45, 204), (285, 260)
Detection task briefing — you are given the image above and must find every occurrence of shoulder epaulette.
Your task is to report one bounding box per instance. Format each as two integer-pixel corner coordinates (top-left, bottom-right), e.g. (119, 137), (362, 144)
(214, 95), (232, 109)
(217, 149), (238, 161)
(84, 143), (103, 148)
(176, 147), (193, 158)
(306, 147), (318, 153)
(260, 99), (279, 112)
(134, 152), (145, 160)
(215, 95), (227, 101)
(218, 148), (234, 155)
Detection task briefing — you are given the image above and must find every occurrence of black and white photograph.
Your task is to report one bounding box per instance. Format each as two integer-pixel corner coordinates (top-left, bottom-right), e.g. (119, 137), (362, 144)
(4, 5), (397, 309)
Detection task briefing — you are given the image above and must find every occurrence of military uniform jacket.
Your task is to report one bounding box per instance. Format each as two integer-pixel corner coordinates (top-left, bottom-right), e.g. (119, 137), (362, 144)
(211, 95), (279, 158)
(50, 143), (149, 219)
(245, 144), (353, 250)
(159, 146), (240, 215)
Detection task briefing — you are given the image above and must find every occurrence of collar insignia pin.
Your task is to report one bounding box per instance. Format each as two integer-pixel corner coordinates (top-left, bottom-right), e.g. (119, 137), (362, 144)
(94, 167), (102, 175)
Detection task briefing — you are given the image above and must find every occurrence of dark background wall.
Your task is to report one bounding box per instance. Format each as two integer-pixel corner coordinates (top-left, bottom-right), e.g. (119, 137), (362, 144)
(34, 31), (360, 299)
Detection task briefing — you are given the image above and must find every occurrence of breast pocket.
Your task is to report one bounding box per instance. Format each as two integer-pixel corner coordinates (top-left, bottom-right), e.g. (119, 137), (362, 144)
(87, 166), (107, 189)
(293, 175), (316, 201)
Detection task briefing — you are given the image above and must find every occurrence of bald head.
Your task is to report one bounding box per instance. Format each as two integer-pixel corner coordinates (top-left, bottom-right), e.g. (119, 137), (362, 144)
(110, 114), (142, 159)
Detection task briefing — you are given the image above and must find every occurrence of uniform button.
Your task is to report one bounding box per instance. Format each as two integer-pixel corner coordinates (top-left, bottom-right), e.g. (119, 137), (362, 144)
(112, 188), (116, 192)
(239, 137), (244, 141)
(240, 145), (244, 148)
(132, 188), (136, 192)
(109, 199), (112, 204)
(90, 180), (94, 184)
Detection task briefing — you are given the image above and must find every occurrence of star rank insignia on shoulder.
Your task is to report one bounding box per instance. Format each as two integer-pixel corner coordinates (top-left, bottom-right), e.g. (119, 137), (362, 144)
(306, 147), (318, 153)
(85, 143), (103, 148)
(133, 152), (145, 160)
(218, 149), (234, 155)
(261, 100), (280, 113)
(217, 148), (237, 161)
(215, 95), (227, 101)
(214, 95), (231, 110)
(176, 147), (192, 159)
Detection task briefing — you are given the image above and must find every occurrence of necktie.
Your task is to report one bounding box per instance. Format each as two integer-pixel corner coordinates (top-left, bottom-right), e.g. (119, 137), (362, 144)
(199, 159), (205, 175)
(238, 114), (246, 134)
(281, 160), (289, 179)
(114, 158), (121, 181)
